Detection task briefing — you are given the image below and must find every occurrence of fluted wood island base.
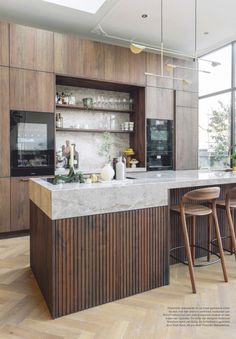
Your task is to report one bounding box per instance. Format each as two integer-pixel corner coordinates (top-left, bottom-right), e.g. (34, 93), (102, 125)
(29, 170), (236, 318)
(30, 202), (169, 318)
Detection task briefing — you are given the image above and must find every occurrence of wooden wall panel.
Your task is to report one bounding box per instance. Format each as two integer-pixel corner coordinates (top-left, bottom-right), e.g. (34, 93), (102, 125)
(0, 22), (9, 66)
(10, 24), (54, 72)
(0, 66), (10, 177)
(145, 53), (173, 89)
(11, 178), (30, 231)
(104, 44), (146, 85)
(10, 68), (54, 112)
(30, 204), (169, 318)
(0, 178), (10, 233)
(173, 58), (198, 93)
(175, 90), (198, 108)
(54, 33), (105, 80)
(175, 106), (198, 170)
(146, 87), (174, 120)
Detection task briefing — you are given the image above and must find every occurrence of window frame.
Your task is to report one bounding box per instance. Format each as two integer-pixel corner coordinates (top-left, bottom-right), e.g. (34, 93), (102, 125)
(199, 42), (236, 169)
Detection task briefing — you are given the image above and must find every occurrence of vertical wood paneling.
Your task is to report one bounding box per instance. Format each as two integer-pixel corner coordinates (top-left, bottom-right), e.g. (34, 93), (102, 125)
(0, 22), (9, 66)
(30, 203), (169, 318)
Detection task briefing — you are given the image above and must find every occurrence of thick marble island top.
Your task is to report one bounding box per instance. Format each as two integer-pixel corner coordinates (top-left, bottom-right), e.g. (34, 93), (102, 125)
(29, 170), (236, 220)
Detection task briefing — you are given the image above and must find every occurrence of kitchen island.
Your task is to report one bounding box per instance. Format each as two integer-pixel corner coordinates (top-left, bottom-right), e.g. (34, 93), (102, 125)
(29, 170), (236, 318)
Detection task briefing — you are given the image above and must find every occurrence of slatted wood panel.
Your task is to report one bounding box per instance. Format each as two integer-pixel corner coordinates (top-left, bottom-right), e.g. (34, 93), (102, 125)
(30, 203), (169, 318)
(170, 184), (235, 264)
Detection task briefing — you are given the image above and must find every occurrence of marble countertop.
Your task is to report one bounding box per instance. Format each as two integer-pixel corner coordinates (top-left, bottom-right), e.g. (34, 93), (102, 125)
(29, 170), (236, 220)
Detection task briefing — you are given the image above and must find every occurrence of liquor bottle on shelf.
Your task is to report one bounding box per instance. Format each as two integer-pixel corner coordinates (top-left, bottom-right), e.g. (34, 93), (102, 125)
(56, 113), (63, 128)
(61, 92), (65, 104)
(72, 144), (79, 169)
(64, 92), (69, 105)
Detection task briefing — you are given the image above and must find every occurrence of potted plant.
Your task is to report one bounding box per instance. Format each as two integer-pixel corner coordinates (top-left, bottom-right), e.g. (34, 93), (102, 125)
(98, 132), (114, 181)
(231, 152), (236, 171)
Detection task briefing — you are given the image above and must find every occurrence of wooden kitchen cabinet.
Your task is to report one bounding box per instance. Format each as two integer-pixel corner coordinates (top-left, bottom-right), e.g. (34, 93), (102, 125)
(0, 22), (9, 66)
(54, 33), (146, 85)
(146, 53), (173, 89)
(104, 44), (146, 85)
(10, 177), (30, 231)
(0, 178), (10, 233)
(173, 58), (198, 93)
(0, 66), (10, 177)
(175, 106), (198, 170)
(146, 87), (174, 120)
(54, 33), (105, 79)
(10, 24), (54, 72)
(10, 68), (55, 112)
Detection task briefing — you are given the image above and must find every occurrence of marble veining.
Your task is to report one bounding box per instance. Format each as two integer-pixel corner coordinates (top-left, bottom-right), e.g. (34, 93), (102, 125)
(30, 170), (236, 220)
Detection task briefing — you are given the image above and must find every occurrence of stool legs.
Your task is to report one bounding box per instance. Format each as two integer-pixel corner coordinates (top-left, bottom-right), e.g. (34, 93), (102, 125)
(191, 216), (196, 266)
(208, 214), (212, 262)
(212, 205), (228, 282)
(226, 206), (236, 260)
(180, 211), (196, 293)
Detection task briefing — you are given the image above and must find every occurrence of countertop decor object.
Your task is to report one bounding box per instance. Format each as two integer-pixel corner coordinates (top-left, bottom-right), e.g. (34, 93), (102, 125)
(53, 166), (85, 184)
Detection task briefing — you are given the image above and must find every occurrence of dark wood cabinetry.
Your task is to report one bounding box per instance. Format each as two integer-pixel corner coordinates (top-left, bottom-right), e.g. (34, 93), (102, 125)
(0, 22), (9, 66)
(0, 66), (10, 177)
(54, 33), (146, 85)
(10, 24), (54, 72)
(104, 44), (146, 85)
(0, 178), (10, 233)
(10, 68), (55, 112)
(54, 33), (105, 80)
(146, 87), (174, 120)
(10, 178), (30, 231)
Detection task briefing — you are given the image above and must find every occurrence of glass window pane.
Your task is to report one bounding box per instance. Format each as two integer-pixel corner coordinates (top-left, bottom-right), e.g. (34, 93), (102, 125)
(199, 45), (232, 96)
(199, 93), (231, 169)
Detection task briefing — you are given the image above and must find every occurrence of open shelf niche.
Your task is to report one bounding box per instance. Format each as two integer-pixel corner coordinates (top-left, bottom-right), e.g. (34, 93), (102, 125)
(55, 75), (146, 169)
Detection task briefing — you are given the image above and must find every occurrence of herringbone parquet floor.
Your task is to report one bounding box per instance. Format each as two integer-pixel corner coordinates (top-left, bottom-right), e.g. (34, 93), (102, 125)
(0, 236), (236, 339)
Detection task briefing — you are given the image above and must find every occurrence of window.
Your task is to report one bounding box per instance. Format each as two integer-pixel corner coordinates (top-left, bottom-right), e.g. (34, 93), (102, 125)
(199, 93), (231, 169)
(198, 43), (236, 170)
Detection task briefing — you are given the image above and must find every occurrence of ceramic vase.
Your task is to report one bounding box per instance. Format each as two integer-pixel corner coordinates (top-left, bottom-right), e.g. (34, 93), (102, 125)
(100, 163), (115, 181)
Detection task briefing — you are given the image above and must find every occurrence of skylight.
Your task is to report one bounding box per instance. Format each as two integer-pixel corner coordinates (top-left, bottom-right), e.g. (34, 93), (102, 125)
(42, 0), (107, 14)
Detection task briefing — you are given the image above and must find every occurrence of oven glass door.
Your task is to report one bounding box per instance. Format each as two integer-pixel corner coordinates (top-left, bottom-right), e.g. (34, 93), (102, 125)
(10, 111), (55, 176)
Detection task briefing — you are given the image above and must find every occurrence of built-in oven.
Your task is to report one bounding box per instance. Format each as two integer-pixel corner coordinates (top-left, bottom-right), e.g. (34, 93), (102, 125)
(147, 119), (173, 171)
(10, 110), (55, 176)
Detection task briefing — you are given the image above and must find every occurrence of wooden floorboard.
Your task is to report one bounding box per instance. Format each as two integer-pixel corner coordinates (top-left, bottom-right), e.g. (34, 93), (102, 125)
(0, 236), (236, 338)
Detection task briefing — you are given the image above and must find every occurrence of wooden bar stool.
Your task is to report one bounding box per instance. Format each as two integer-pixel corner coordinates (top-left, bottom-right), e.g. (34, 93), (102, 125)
(170, 187), (228, 293)
(215, 187), (236, 259)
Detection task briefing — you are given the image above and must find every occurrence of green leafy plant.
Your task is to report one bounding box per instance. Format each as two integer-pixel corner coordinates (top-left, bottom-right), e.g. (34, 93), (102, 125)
(53, 167), (85, 184)
(231, 152), (236, 167)
(98, 132), (112, 163)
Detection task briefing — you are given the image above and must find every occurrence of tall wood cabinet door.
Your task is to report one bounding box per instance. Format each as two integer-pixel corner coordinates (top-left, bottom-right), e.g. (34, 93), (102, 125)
(146, 87), (174, 120)
(0, 22), (9, 66)
(0, 66), (10, 177)
(10, 178), (30, 231)
(0, 178), (10, 233)
(146, 53), (173, 89)
(54, 33), (105, 79)
(10, 24), (54, 72)
(175, 106), (198, 170)
(10, 68), (55, 112)
(104, 44), (146, 85)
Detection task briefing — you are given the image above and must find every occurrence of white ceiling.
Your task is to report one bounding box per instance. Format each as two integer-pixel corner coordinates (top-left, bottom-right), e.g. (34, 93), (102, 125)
(0, 0), (235, 56)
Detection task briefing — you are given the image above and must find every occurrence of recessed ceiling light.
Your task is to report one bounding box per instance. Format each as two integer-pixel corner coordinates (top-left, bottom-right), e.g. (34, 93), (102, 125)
(141, 14), (148, 19)
(42, 0), (107, 14)
(204, 32), (209, 35)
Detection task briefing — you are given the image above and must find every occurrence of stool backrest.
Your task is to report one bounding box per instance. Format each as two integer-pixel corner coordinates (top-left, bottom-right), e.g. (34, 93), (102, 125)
(226, 187), (236, 200)
(183, 187), (220, 202)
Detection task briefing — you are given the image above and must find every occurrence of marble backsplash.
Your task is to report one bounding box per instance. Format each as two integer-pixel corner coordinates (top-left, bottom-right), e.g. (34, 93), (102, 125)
(56, 86), (132, 171)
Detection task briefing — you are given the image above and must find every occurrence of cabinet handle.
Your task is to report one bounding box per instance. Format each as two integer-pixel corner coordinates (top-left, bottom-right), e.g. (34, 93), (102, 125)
(20, 178), (29, 182)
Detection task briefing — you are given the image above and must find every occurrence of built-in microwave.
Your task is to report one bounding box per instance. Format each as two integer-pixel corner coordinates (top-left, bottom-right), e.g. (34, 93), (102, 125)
(147, 119), (173, 171)
(10, 110), (55, 176)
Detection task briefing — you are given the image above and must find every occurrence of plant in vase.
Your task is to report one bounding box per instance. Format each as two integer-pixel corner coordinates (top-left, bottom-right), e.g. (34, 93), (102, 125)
(98, 132), (114, 181)
(231, 153), (236, 171)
